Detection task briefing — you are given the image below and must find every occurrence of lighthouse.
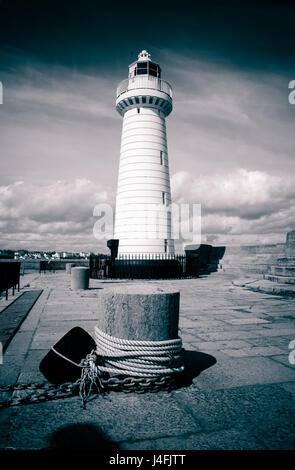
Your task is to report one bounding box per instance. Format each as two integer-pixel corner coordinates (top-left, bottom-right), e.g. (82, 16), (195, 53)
(114, 50), (174, 257)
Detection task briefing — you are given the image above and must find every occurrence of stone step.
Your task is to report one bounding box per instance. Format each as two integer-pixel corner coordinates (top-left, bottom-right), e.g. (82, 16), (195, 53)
(277, 257), (295, 266)
(264, 274), (295, 285)
(269, 265), (295, 277)
(222, 265), (269, 275)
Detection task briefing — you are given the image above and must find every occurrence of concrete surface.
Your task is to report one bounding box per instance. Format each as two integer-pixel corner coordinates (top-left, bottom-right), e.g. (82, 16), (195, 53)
(233, 278), (295, 296)
(0, 271), (295, 450)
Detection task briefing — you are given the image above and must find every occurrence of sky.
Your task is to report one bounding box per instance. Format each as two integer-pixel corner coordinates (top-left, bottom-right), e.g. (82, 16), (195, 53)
(0, 0), (294, 252)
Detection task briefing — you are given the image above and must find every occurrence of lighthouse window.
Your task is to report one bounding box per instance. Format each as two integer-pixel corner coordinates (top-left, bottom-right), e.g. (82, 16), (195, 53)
(142, 96), (146, 103)
(154, 98), (160, 106)
(135, 97), (139, 104)
(137, 108), (140, 113)
(135, 62), (148, 75)
(162, 192), (166, 205)
(160, 151), (163, 165)
(128, 98), (133, 105)
(149, 63), (161, 77)
(164, 239), (168, 253)
(135, 62), (161, 78)
(149, 96), (153, 104)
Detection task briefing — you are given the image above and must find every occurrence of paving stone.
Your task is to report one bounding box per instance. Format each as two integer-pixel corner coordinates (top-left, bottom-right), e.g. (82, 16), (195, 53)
(39, 314), (100, 324)
(190, 356), (295, 390)
(280, 382), (295, 399)
(5, 331), (34, 356)
(190, 340), (250, 351)
(268, 354), (295, 369)
(19, 289), (50, 331)
(0, 393), (201, 449)
(173, 383), (295, 449)
(257, 328), (295, 337)
(197, 330), (263, 341)
(0, 354), (25, 385)
(179, 332), (199, 343)
(21, 349), (48, 372)
(246, 336), (291, 348)
(221, 346), (285, 357)
(223, 318), (269, 325)
(30, 333), (63, 349)
(120, 429), (264, 450)
(17, 370), (47, 384)
(43, 305), (95, 313)
(263, 322), (295, 330)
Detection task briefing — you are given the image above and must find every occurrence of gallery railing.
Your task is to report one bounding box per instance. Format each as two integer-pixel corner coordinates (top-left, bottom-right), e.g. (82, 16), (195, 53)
(117, 77), (173, 99)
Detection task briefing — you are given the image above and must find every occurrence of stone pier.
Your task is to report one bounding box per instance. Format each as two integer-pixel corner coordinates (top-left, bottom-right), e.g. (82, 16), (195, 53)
(0, 270), (294, 450)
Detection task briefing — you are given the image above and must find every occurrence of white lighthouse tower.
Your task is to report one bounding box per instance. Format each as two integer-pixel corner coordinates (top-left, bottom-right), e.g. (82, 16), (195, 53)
(114, 50), (174, 257)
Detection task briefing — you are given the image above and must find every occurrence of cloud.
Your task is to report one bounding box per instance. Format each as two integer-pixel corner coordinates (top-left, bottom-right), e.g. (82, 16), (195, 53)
(164, 52), (295, 180)
(0, 51), (294, 249)
(172, 168), (295, 218)
(0, 170), (294, 251)
(171, 168), (295, 245)
(0, 179), (110, 251)
(0, 64), (122, 186)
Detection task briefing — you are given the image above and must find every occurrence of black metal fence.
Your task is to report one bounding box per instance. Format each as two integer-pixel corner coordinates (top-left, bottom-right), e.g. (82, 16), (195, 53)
(89, 255), (110, 279)
(91, 254), (190, 279)
(112, 254), (186, 279)
(39, 260), (57, 273)
(0, 261), (21, 299)
(90, 246), (226, 280)
(39, 260), (89, 273)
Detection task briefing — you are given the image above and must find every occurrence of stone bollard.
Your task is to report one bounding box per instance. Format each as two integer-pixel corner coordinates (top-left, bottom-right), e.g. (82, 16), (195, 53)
(66, 263), (76, 274)
(97, 285), (180, 341)
(71, 267), (90, 290)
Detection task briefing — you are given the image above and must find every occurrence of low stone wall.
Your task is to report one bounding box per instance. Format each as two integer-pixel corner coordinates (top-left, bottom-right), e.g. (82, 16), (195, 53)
(222, 231), (295, 278)
(221, 244), (285, 276)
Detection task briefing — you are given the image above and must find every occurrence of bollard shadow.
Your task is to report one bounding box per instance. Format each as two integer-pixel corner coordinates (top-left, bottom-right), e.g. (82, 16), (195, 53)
(178, 350), (217, 388)
(46, 423), (119, 450)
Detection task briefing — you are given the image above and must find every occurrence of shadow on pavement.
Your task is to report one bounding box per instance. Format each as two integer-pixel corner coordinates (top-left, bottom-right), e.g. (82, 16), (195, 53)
(47, 423), (119, 450)
(179, 350), (217, 387)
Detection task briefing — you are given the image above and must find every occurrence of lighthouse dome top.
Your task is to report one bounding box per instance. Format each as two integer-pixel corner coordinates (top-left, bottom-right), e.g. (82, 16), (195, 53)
(137, 50), (151, 62)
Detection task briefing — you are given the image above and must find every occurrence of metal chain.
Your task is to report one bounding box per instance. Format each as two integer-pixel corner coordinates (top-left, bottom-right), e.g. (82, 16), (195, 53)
(0, 374), (180, 409)
(0, 382), (78, 409)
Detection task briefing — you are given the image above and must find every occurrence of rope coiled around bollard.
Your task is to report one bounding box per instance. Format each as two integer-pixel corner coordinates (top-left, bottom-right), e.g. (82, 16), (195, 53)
(78, 327), (185, 406)
(93, 327), (184, 378)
